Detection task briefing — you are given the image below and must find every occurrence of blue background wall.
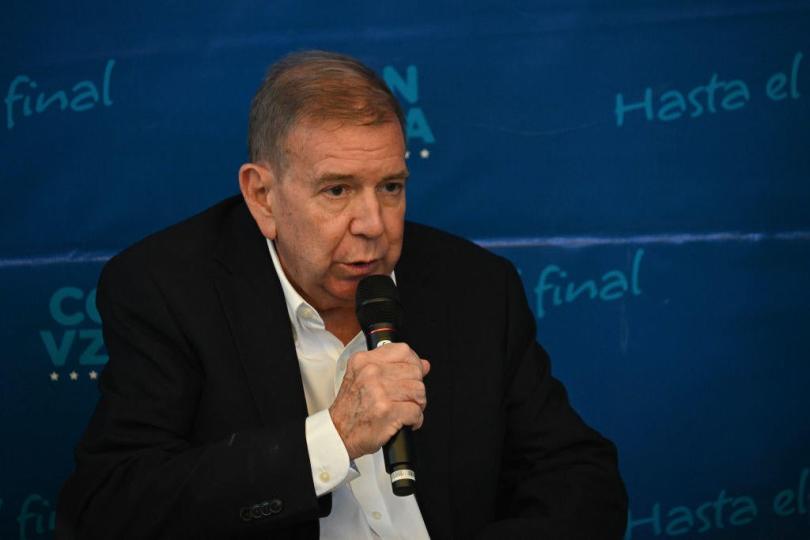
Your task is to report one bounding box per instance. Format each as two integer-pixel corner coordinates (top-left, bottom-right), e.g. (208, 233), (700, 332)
(2, 2), (809, 538)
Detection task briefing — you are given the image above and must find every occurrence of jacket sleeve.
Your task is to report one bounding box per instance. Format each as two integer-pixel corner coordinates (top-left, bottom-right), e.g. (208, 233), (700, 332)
(55, 255), (324, 540)
(476, 260), (628, 539)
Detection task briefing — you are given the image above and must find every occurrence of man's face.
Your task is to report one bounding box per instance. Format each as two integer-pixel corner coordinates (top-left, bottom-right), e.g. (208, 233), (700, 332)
(268, 119), (407, 312)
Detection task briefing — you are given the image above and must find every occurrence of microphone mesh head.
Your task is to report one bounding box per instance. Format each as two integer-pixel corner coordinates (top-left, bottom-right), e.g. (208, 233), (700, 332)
(356, 275), (404, 330)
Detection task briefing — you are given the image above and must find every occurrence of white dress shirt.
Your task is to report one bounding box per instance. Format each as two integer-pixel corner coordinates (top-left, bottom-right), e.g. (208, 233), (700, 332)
(267, 239), (430, 540)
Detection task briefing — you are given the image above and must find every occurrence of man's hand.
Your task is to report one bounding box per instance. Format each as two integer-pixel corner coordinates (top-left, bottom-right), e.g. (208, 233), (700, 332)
(329, 343), (430, 460)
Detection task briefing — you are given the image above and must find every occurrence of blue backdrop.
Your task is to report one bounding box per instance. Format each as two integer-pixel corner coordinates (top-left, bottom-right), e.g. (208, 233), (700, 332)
(2, 2), (809, 538)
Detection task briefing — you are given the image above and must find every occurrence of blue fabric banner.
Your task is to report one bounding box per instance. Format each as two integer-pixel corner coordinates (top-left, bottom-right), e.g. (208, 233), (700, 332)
(2, 2), (809, 538)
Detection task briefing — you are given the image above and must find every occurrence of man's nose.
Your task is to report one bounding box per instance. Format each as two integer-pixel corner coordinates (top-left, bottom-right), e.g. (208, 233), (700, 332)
(349, 189), (385, 238)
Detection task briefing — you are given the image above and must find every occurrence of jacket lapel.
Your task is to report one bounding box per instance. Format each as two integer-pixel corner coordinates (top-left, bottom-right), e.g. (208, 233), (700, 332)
(397, 224), (454, 539)
(211, 201), (308, 427)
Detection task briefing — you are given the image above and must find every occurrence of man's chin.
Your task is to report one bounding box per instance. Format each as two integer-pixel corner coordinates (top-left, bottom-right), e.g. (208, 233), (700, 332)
(311, 282), (360, 312)
(319, 267), (394, 309)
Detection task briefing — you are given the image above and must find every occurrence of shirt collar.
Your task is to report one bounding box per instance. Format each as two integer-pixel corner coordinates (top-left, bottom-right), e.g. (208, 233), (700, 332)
(266, 239), (319, 340)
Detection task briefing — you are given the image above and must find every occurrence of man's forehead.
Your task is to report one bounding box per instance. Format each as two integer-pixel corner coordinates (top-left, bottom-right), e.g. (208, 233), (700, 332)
(286, 117), (403, 147)
(282, 119), (406, 175)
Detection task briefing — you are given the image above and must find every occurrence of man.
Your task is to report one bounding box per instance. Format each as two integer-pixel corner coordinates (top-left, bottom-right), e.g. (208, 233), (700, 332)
(57, 50), (627, 539)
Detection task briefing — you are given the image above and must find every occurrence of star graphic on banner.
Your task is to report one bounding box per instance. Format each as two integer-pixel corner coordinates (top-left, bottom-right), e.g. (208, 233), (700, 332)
(89, 370), (98, 380)
(50, 372), (59, 381)
(69, 371), (79, 381)
(419, 148), (430, 159)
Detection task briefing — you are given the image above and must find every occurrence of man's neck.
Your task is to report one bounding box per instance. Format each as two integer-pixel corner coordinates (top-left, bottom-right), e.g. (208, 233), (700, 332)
(320, 306), (362, 346)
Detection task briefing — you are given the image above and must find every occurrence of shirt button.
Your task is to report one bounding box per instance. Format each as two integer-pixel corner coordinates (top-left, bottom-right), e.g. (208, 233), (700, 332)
(371, 511), (382, 520)
(319, 471), (331, 483)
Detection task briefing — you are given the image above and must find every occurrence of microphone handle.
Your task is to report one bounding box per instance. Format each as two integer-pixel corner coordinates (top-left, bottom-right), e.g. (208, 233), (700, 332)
(364, 322), (416, 497)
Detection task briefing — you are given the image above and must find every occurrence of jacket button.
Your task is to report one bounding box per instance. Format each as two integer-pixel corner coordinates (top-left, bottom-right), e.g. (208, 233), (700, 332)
(260, 501), (272, 517)
(269, 498), (283, 515)
(239, 507), (252, 522)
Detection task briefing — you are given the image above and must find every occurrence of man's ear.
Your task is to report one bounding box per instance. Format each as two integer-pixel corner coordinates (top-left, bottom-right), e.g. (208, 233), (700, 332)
(239, 162), (277, 239)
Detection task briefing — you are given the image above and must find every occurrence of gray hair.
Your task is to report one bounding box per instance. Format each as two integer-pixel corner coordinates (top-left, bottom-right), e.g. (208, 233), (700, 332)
(247, 50), (405, 173)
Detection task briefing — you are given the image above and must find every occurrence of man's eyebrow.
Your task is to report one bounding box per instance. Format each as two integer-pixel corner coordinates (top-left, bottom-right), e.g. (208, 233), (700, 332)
(312, 169), (410, 185)
(382, 169), (410, 181)
(385, 169), (410, 180)
(312, 172), (355, 186)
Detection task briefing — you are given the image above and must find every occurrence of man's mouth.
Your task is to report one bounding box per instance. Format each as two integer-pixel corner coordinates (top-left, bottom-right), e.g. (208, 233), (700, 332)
(342, 259), (380, 275)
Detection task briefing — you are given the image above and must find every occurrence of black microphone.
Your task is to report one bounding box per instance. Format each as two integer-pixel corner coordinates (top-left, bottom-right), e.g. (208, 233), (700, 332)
(355, 274), (416, 497)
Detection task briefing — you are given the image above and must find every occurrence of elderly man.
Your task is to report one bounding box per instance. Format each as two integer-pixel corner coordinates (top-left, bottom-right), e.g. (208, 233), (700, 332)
(57, 50), (627, 539)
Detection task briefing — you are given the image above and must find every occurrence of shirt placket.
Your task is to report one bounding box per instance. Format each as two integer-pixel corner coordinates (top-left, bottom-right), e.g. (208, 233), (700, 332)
(350, 452), (400, 539)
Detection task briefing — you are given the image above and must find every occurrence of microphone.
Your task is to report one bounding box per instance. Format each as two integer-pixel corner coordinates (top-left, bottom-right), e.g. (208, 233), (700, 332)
(355, 274), (416, 497)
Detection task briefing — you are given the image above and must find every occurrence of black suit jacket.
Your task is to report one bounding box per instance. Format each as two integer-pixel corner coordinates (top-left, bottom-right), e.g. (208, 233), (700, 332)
(57, 196), (627, 539)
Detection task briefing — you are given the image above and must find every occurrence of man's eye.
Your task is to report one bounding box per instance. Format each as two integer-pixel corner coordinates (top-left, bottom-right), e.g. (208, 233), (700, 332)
(381, 182), (404, 194)
(324, 185), (346, 197)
